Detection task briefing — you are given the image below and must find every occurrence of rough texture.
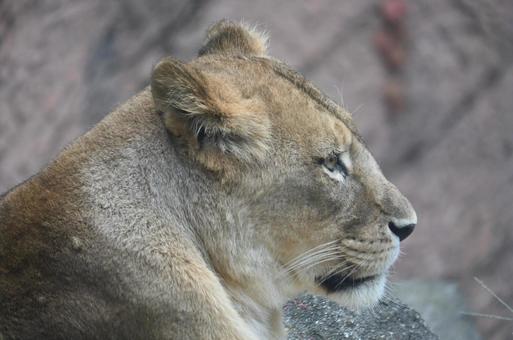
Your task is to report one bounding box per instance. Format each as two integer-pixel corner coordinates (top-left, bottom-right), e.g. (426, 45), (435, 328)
(284, 294), (438, 340)
(1, 1), (513, 339)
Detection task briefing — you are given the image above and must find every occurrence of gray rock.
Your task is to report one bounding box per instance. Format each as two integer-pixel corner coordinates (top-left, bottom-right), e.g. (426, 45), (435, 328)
(284, 294), (438, 340)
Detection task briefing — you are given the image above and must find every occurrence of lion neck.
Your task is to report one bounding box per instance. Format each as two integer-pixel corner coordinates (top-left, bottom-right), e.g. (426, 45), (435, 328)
(178, 179), (288, 338)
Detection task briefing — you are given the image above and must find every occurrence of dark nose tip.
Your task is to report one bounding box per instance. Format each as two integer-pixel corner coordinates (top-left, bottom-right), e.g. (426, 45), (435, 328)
(388, 222), (415, 242)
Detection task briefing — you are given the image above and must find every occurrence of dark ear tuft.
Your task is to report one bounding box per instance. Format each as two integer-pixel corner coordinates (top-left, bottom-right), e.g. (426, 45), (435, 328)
(199, 20), (268, 57)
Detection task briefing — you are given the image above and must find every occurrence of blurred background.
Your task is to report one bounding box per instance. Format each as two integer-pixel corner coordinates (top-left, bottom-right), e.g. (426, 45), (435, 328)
(1, 0), (512, 339)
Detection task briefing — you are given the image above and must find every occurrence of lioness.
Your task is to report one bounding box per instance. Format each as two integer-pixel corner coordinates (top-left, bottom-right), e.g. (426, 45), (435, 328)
(0, 20), (417, 339)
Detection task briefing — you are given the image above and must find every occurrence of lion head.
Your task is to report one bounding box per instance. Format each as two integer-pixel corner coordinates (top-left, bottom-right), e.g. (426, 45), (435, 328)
(151, 20), (417, 310)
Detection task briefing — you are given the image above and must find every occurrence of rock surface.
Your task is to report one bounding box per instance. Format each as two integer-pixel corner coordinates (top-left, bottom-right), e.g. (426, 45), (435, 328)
(284, 294), (437, 340)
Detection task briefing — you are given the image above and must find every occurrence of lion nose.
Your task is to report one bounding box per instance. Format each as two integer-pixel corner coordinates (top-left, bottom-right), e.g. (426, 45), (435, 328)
(388, 221), (415, 242)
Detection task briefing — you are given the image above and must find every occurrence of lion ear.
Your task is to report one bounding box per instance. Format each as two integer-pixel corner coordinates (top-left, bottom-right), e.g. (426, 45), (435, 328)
(151, 58), (211, 116)
(151, 57), (270, 165)
(198, 20), (268, 57)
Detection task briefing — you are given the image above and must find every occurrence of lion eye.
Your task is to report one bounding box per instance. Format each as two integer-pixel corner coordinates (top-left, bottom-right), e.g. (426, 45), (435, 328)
(322, 153), (349, 178)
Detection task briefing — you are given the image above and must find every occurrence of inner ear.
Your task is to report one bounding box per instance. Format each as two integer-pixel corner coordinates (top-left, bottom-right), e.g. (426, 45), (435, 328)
(199, 20), (268, 57)
(151, 57), (271, 166)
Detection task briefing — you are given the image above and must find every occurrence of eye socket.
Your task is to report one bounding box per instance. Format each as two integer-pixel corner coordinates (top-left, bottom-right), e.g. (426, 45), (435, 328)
(322, 153), (349, 178)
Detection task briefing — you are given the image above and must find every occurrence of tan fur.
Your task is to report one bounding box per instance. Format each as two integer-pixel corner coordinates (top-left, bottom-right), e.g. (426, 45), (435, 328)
(0, 21), (416, 339)
(199, 20), (268, 57)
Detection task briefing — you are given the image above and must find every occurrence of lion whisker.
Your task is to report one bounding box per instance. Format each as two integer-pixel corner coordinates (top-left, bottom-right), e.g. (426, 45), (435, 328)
(295, 254), (344, 274)
(282, 240), (339, 266)
(283, 248), (340, 272)
(281, 243), (339, 272)
(280, 248), (341, 276)
(334, 263), (363, 290)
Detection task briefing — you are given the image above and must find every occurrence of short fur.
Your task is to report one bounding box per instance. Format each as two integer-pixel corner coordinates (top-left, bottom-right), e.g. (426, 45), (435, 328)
(0, 21), (416, 339)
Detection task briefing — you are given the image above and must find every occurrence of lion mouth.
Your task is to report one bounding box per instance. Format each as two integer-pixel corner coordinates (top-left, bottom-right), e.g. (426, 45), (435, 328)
(316, 273), (378, 293)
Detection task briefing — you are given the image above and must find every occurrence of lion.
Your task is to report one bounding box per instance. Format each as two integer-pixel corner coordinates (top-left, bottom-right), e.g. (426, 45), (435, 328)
(0, 20), (417, 339)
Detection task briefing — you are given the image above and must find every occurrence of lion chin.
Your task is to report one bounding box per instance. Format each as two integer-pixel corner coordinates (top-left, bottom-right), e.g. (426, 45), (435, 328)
(316, 273), (387, 310)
